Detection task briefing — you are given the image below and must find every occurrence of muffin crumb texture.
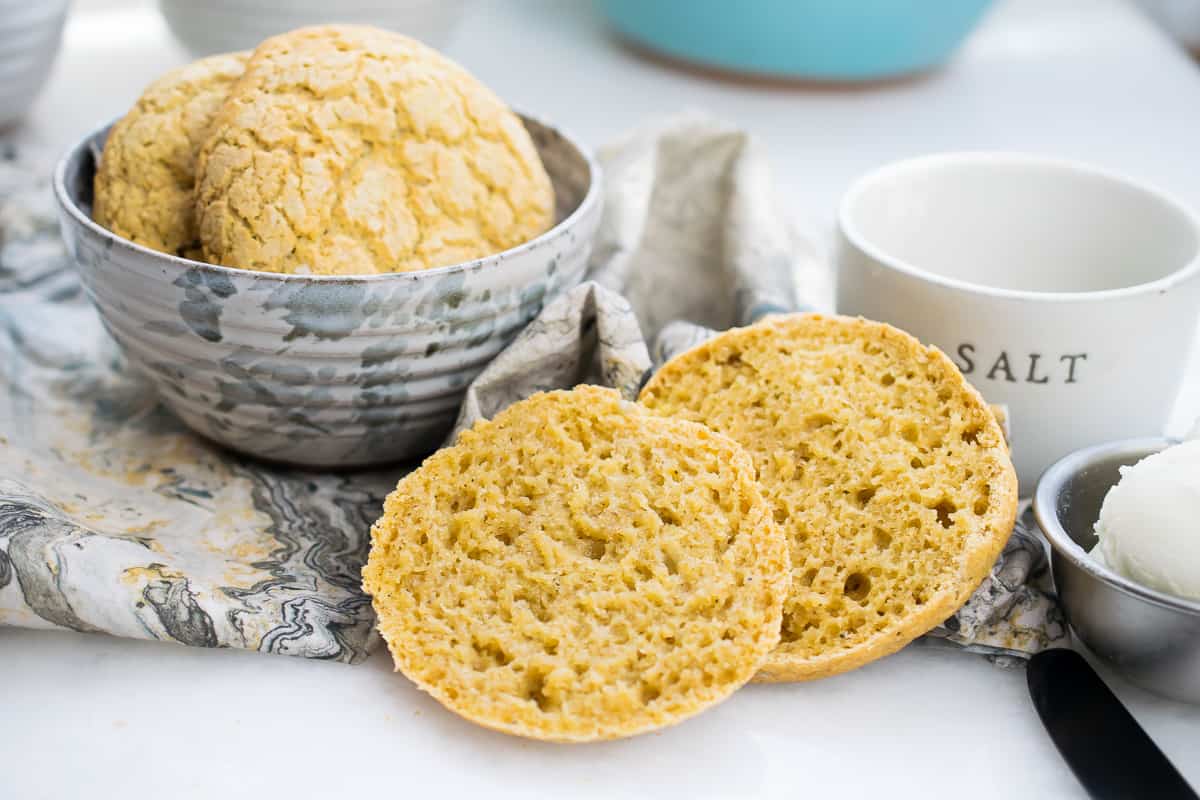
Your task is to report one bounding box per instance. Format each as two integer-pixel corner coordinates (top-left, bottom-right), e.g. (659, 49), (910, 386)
(196, 25), (554, 275)
(93, 52), (248, 257)
(362, 386), (790, 741)
(639, 314), (1018, 682)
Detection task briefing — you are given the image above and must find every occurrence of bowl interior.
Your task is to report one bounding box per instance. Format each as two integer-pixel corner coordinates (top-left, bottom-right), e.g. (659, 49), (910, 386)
(842, 155), (1200, 294)
(1050, 446), (1160, 552)
(64, 113), (593, 269)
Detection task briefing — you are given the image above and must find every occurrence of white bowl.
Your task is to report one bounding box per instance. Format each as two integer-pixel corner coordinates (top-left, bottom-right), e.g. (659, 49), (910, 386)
(837, 153), (1200, 491)
(158, 0), (467, 57)
(0, 0), (69, 128)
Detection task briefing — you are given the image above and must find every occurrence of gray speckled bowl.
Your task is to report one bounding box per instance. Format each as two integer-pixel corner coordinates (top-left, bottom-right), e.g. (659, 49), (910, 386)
(53, 115), (601, 468)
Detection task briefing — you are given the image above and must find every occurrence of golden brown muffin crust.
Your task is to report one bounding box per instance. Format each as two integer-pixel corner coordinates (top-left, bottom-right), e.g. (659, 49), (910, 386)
(195, 25), (554, 275)
(93, 52), (248, 257)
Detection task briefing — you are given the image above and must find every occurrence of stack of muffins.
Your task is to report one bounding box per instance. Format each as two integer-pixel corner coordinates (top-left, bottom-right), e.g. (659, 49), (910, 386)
(93, 25), (554, 276)
(363, 313), (1019, 741)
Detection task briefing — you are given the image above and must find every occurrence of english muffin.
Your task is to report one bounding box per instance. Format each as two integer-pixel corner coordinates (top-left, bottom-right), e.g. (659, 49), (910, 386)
(362, 386), (790, 741)
(639, 314), (1018, 682)
(93, 52), (248, 257)
(196, 25), (554, 275)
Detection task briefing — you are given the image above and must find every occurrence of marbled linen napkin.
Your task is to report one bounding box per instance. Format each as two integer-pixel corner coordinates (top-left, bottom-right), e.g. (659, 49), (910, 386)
(0, 116), (1066, 663)
(0, 149), (392, 663)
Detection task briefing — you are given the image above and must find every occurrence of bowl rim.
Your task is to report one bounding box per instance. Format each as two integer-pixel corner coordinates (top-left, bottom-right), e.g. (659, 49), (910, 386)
(53, 111), (602, 285)
(1032, 436), (1200, 616)
(838, 151), (1200, 303)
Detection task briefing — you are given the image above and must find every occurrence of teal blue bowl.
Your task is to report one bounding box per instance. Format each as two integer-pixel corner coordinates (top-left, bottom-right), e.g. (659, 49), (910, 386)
(596, 0), (995, 82)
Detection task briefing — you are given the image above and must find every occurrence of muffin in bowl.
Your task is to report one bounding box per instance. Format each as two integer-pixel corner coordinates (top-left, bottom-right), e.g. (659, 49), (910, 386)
(191, 26), (557, 277)
(55, 26), (600, 468)
(55, 112), (598, 468)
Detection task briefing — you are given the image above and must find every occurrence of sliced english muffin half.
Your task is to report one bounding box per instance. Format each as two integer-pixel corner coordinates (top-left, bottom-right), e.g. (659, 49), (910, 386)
(639, 314), (1018, 682)
(363, 385), (790, 741)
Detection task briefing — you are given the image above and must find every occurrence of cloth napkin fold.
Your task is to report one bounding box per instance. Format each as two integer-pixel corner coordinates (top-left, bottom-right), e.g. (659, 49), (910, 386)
(0, 115), (1067, 664)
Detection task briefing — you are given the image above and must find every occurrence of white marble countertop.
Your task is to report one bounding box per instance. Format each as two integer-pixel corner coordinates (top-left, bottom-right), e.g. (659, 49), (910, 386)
(3, 0), (1200, 797)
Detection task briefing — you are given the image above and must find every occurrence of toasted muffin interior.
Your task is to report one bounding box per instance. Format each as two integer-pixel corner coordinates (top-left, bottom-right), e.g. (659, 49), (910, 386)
(363, 386), (790, 741)
(640, 314), (1017, 681)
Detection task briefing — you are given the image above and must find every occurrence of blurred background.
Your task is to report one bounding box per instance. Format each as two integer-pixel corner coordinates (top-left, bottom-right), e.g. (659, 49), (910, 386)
(7, 0), (1200, 427)
(7, 0), (1200, 193)
(5, 0), (1200, 441)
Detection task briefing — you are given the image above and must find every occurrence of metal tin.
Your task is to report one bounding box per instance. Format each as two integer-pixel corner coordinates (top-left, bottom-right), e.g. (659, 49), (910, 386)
(1033, 438), (1200, 704)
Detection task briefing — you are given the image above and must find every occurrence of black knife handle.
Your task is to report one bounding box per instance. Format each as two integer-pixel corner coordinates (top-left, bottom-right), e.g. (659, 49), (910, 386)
(1027, 649), (1198, 800)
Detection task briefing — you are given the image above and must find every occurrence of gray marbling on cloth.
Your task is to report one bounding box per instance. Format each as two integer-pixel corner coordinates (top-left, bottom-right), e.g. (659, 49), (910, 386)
(0, 149), (393, 663)
(0, 115), (1066, 662)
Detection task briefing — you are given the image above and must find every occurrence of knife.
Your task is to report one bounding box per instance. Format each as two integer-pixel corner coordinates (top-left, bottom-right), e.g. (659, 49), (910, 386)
(1027, 648), (1198, 800)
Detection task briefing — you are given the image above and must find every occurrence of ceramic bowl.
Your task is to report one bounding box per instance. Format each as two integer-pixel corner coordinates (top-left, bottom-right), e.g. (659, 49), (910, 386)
(1033, 438), (1200, 704)
(53, 115), (601, 468)
(838, 153), (1200, 492)
(0, 0), (69, 129)
(158, 0), (467, 57)
(596, 0), (994, 82)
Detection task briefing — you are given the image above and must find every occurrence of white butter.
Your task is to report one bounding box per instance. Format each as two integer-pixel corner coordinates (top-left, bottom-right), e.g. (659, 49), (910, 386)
(1091, 439), (1200, 601)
